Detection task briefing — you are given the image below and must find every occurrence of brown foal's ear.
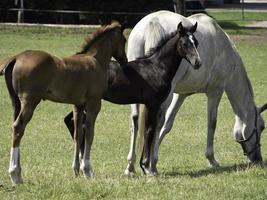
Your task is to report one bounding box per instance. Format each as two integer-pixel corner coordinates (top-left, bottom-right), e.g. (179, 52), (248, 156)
(121, 21), (129, 33)
(190, 22), (198, 33)
(260, 103), (267, 113)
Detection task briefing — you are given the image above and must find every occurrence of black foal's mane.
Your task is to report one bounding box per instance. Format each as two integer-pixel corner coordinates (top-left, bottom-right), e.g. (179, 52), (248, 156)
(137, 31), (177, 60)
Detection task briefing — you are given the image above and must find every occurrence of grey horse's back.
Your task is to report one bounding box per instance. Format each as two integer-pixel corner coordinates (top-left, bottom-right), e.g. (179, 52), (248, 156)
(189, 13), (246, 83)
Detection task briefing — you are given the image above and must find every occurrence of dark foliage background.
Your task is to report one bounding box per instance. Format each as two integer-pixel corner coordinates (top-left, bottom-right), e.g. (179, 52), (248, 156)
(0, 0), (205, 25)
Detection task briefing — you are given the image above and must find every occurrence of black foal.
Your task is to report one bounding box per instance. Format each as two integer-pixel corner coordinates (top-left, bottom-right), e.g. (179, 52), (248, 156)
(64, 22), (201, 174)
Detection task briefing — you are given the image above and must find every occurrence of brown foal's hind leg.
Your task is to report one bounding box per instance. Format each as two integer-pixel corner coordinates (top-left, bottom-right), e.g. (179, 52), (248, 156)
(9, 97), (39, 185)
(72, 105), (84, 177)
(81, 100), (101, 178)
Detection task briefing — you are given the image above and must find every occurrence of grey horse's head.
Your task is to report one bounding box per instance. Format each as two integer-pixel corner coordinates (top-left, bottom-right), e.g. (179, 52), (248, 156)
(236, 103), (267, 163)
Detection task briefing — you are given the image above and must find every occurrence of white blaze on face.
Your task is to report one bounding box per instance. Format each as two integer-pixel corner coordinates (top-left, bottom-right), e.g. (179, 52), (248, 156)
(188, 35), (200, 65)
(189, 35), (195, 45)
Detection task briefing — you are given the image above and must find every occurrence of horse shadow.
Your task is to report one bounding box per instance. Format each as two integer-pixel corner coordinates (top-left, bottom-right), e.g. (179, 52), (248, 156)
(163, 161), (267, 178)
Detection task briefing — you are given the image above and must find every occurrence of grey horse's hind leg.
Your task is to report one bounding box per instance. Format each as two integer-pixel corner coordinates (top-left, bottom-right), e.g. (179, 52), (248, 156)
(125, 103), (140, 175)
(205, 90), (223, 168)
(158, 93), (187, 143)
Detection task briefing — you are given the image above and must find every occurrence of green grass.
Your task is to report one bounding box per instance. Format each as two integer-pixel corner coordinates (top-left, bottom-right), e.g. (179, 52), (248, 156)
(0, 22), (267, 199)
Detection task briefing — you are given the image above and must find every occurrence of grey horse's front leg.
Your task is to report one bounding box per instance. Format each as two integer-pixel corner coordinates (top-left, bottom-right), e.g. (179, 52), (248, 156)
(205, 90), (223, 168)
(159, 93), (187, 143)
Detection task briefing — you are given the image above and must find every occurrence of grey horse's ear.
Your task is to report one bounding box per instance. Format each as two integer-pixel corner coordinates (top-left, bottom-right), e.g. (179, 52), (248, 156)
(260, 103), (267, 113)
(177, 22), (184, 34)
(190, 22), (198, 33)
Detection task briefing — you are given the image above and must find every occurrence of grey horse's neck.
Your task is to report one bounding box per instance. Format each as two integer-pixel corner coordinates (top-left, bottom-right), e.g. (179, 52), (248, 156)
(225, 64), (256, 134)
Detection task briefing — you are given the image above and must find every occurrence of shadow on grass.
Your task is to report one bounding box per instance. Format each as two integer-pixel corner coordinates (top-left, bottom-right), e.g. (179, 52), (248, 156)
(163, 161), (267, 178)
(217, 21), (267, 35)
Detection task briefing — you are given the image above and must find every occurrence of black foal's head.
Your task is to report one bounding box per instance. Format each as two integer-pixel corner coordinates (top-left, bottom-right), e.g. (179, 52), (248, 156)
(176, 22), (202, 69)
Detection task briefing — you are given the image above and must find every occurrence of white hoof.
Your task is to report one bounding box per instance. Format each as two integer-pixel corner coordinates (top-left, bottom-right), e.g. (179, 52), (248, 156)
(81, 160), (93, 178)
(124, 164), (136, 175)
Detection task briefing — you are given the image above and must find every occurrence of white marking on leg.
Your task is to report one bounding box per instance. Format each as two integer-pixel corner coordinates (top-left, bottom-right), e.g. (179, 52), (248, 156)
(81, 140), (93, 177)
(125, 104), (139, 175)
(72, 144), (80, 176)
(9, 147), (19, 174)
(9, 147), (23, 185)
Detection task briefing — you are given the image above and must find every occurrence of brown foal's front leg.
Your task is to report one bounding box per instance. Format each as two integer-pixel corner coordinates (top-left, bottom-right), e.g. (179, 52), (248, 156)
(81, 99), (101, 178)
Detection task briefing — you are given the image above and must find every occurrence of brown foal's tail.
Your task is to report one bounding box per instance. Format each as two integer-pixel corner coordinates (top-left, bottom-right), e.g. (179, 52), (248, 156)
(4, 59), (20, 113)
(0, 56), (15, 75)
(0, 61), (7, 75)
(138, 104), (147, 151)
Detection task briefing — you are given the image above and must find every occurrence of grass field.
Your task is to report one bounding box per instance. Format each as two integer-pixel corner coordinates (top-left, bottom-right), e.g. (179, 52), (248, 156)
(0, 13), (267, 199)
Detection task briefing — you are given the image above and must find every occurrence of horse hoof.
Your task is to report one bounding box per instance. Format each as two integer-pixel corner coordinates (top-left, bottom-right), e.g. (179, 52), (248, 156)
(124, 169), (136, 176)
(10, 172), (23, 186)
(209, 160), (220, 168)
(83, 169), (93, 178)
(73, 168), (80, 177)
(141, 165), (151, 175)
(124, 164), (136, 175)
(149, 169), (158, 176)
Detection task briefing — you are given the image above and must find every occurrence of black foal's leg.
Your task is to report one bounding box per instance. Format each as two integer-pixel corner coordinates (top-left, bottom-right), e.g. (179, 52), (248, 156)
(140, 107), (158, 174)
(64, 111), (85, 157)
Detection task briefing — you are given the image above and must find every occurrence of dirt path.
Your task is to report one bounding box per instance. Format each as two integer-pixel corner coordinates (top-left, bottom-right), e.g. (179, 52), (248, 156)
(230, 29), (267, 43)
(246, 21), (267, 28)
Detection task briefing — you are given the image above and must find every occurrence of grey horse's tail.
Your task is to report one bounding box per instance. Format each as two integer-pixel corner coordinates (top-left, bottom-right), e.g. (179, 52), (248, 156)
(138, 104), (146, 151)
(144, 17), (166, 54)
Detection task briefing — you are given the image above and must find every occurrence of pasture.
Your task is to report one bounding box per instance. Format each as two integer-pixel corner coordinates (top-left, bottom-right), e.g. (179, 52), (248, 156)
(0, 15), (267, 199)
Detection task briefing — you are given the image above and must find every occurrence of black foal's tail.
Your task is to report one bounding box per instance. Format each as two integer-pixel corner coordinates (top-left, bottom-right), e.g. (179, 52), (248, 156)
(64, 111), (75, 138)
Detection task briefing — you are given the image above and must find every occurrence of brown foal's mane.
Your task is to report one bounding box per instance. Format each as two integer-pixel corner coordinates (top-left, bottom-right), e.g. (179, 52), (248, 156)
(77, 21), (121, 54)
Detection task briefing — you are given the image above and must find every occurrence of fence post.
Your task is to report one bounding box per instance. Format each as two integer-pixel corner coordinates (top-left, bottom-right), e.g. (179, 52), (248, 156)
(241, 0), (244, 20)
(17, 0), (24, 23)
